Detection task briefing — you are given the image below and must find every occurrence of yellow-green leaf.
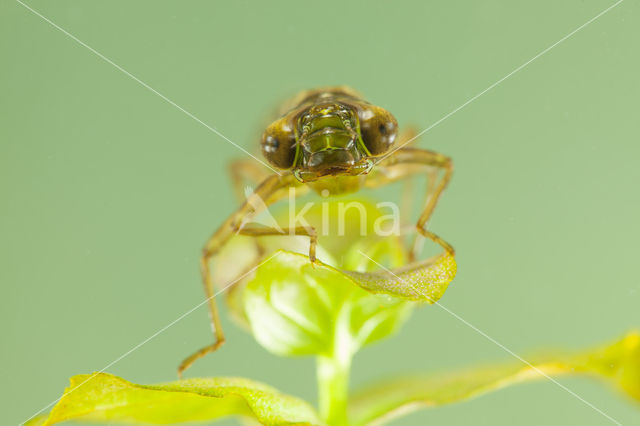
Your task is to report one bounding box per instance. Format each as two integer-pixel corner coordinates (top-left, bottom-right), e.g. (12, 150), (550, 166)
(349, 332), (640, 425)
(24, 416), (47, 426)
(341, 252), (456, 302)
(217, 196), (411, 326)
(40, 372), (322, 425)
(243, 250), (454, 357)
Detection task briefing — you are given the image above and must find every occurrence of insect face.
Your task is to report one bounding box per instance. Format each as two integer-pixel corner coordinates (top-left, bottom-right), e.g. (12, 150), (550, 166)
(291, 102), (371, 181)
(260, 89), (399, 183)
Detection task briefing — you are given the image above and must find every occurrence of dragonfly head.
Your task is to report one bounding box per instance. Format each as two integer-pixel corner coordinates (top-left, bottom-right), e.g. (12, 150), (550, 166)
(292, 102), (373, 182)
(260, 90), (398, 183)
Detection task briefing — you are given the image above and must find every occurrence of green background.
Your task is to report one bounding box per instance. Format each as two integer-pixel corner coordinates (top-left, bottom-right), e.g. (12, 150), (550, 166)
(2, 0), (638, 424)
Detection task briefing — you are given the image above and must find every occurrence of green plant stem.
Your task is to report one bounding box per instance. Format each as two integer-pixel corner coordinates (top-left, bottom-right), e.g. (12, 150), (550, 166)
(317, 354), (351, 426)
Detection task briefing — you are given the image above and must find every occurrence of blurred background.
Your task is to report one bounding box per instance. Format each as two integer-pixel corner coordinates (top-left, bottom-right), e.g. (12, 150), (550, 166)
(1, 0), (638, 424)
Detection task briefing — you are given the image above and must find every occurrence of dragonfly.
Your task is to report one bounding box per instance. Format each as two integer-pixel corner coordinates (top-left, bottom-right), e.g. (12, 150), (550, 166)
(178, 86), (454, 376)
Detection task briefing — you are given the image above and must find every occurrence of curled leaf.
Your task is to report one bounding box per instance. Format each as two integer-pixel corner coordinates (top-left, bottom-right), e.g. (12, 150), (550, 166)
(40, 372), (322, 425)
(349, 332), (640, 425)
(243, 250), (455, 358)
(217, 197), (411, 326)
(342, 253), (456, 302)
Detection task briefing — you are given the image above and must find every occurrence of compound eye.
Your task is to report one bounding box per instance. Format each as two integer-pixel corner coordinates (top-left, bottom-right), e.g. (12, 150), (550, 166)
(261, 119), (297, 169)
(358, 105), (398, 156)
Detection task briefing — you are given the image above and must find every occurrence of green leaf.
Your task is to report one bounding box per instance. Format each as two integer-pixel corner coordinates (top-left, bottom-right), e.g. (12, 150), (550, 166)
(349, 332), (640, 425)
(40, 372), (322, 425)
(243, 250), (455, 357)
(342, 252), (456, 302)
(217, 196), (411, 327)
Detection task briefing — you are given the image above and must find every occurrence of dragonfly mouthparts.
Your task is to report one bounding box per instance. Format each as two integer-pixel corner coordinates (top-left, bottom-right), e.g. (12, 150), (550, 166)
(307, 148), (356, 172)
